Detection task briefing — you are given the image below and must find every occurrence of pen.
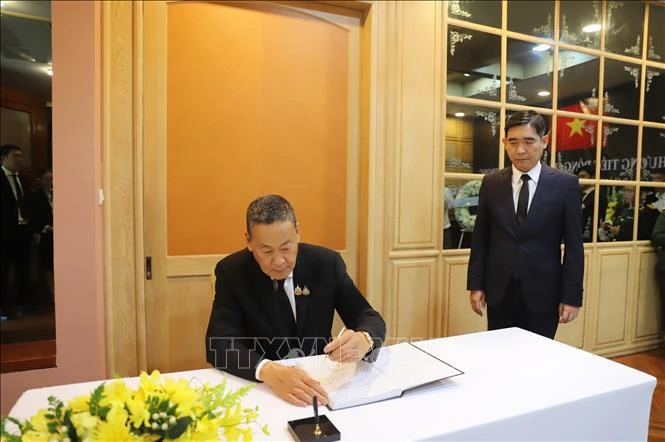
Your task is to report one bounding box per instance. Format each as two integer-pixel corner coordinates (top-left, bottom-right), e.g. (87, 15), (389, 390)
(313, 395), (322, 437)
(325, 327), (347, 359)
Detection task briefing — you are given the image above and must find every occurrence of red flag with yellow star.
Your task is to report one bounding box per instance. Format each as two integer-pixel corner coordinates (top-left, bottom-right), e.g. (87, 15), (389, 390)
(556, 102), (596, 151)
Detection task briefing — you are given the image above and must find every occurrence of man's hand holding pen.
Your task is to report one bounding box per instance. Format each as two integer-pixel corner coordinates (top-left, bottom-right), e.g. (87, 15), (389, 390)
(323, 327), (374, 363)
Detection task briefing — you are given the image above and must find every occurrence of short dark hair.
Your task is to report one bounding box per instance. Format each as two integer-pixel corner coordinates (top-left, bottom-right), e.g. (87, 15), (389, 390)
(246, 195), (297, 237)
(0, 144), (22, 158)
(505, 110), (547, 138)
(577, 164), (595, 177)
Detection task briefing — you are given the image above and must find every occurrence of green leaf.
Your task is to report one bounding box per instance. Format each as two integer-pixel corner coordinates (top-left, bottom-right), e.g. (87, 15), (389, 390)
(1, 416), (25, 442)
(166, 416), (192, 440)
(47, 421), (59, 433)
(63, 408), (80, 442)
(89, 383), (107, 417)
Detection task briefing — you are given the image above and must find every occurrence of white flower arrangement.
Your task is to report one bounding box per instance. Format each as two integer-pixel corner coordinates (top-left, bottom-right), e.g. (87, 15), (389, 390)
(453, 180), (482, 232)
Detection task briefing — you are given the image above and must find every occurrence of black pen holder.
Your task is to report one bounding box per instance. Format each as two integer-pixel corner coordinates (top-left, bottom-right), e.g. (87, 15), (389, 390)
(288, 415), (341, 442)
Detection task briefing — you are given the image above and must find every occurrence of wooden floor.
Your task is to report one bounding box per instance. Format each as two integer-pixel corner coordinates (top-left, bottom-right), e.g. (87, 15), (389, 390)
(0, 339), (56, 373)
(613, 348), (665, 442)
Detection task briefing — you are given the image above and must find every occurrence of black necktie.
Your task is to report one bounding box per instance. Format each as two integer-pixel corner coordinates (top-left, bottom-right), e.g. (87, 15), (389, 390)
(11, 173), (26, 216)
(517, 174), (530, 224)
(274, 279), (296, 332)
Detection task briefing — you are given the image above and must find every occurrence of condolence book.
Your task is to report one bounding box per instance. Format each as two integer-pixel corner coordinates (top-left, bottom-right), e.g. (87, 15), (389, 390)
(278, 341), (463, 410)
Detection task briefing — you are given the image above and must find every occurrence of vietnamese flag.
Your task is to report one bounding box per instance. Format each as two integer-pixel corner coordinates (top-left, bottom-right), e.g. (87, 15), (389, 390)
(557, 101), (596, 151)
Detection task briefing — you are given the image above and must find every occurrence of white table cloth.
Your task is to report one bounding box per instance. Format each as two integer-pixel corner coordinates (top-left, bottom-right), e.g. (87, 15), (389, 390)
(10, 328), (656, 441)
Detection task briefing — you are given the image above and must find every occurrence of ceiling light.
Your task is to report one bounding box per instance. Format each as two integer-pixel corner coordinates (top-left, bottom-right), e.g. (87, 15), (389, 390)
(582, 23), (601, 33)
(454, 112), (465, 117)
(463, 73), (471, 77)
(45, 67), (53, 76)
(533, 44), (550, 52)
(537, 90), (551, 97)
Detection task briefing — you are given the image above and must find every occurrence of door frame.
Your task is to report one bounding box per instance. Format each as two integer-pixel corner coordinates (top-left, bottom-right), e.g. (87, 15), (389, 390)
(102, 0), (388, 375)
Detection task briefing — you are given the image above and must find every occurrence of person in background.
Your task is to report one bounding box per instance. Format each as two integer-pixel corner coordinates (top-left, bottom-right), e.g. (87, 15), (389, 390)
(467, 111), (584, 339)
(206, 195), (386, 406)
(602, 186), (635, 242)
(650, 210), (665, 335)
(638, 193), (660, 241)
(443, 186), (455, 249)
(0, 145), (32, 320)
(577, 164), (607, 242)
(30, 169), (54, 302)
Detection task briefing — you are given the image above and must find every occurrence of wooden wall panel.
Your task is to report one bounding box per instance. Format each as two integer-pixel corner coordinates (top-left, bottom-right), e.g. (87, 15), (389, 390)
(595, 249), (632, 346)
(103, 1), (141, 376)
(165, 276), (211, 372)
(636, 249), (662, 340)
(391, 258), (436, 340)
(395, 1), (440, 248)
(554, 251), (590, 348)
(442, 256), (485, 337)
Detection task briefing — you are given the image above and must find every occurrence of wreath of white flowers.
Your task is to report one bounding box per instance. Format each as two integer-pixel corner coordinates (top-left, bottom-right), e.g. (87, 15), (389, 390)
(453, 180), (482, 232)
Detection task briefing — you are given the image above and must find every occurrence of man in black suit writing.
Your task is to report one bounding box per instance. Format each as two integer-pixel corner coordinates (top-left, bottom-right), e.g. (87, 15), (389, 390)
(206, 195), (386, 406)
(467, 111), (584, 339)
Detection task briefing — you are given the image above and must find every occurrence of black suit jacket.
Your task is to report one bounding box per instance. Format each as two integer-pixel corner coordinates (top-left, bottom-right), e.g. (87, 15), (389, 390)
(29, 190), (53, 234)
(467, 164), (584, 313)
(205, 243), (386, 381)
(0, 170), (29, 246)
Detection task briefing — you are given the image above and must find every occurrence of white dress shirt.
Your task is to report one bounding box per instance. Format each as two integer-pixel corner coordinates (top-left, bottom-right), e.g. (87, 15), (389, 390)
(256, 271), (296, 380)
(2, 165), (26, 224)
(511, 162), (541, 214)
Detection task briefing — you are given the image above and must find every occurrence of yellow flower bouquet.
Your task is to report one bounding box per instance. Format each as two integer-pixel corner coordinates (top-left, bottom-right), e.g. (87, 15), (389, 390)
(1, 371), (268, 441)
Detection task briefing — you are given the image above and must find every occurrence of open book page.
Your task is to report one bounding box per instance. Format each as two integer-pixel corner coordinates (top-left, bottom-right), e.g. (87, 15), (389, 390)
(278, 354), (401, 410)
(373, 342), (463, 392)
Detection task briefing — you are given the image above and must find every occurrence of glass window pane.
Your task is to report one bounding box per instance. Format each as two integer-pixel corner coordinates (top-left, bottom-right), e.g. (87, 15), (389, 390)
(557, 49), (599, 113)
(503, 112), (552, 167)
(447, 26), (501, 102)
(641, 127), (665, 182)
(599, 123), (638, 181)
(603, 59), (641, 121)
(447, 1), (501, 29)
(578, 168), (604, 243)
(648, 5), (665, 62)
(555, 116), (597, 175)
(604, 1), (645, 58)
(644, 67), (665, 123)
(637, 187), (661, 240)
(443, 178), (482, 249)
(506, 39), (553, 108)
(445, 103), (500, 174)
(559, 0), (601, 49)
(599, 185), (635, 242)
(508, 1), (554, 40)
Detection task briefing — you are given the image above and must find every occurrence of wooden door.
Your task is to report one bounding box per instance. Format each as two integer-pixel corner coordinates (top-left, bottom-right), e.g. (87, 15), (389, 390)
(142, 1), (363, 372)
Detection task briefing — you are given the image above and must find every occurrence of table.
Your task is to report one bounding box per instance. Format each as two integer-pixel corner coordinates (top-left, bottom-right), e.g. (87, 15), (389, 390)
(9, 328), (656, 440)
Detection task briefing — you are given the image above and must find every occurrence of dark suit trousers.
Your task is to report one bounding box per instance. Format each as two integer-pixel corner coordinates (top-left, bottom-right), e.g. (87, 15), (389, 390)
(0, 224), (32, 311)
(487, 278), (559, 339)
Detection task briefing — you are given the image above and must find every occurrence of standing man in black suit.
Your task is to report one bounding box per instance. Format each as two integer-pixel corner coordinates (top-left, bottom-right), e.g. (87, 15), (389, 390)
(0, 145), (32, 320)
(206, 195), (386, 406)
(467, 111), (584, 339)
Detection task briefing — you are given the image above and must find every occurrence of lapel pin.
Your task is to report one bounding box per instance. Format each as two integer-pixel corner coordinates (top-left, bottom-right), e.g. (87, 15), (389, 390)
(294, 285), (303, 296)
(303, 286), (310, 296)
